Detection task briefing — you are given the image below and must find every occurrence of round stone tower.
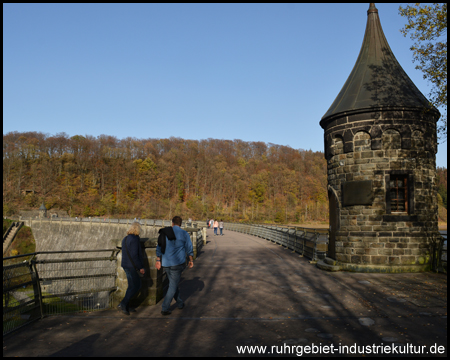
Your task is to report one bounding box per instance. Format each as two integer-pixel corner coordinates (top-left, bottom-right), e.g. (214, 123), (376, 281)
(320, 4), (441, 272)
(39, 201), (48, 219)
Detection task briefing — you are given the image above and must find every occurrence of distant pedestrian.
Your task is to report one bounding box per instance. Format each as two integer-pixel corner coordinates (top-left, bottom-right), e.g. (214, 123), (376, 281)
(214, 220), (219, 236)
(156, 216), (194, 315)
(118, 222), (145, 315)
(219, 220), (224, 236)
(210, 219), (214, 229)
(206, 219), (210, 228)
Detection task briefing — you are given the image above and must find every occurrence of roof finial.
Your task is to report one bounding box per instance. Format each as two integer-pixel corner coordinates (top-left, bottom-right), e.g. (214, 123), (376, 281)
(368, 3), (378, 15)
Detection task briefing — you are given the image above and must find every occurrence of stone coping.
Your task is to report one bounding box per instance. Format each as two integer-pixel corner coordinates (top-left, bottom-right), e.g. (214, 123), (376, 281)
(339, 262), (431, 273)
(111, 227), (200, 249)
(111, 238), (158, 249)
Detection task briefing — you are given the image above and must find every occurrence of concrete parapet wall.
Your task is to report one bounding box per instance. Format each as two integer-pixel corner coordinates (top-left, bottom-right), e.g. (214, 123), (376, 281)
(24, 219), (205, 306)
(25, 219), (159, 252)
(112, 240), (165, 307)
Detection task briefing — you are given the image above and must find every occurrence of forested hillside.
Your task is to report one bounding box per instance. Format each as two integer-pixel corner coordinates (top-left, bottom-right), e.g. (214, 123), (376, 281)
(3, 132), (329, 223)
(3, 132), (447, 224)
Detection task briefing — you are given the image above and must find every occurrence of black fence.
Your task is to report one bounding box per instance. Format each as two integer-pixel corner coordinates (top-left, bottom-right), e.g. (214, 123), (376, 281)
(3, 250), (117, 336)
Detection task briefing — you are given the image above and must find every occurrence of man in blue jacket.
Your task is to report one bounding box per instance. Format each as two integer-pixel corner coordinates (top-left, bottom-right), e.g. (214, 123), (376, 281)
(156, 216), (194, 315)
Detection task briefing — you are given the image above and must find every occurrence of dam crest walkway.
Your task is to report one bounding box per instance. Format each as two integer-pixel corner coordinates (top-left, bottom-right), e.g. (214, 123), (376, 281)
(3, 228), (447, 357)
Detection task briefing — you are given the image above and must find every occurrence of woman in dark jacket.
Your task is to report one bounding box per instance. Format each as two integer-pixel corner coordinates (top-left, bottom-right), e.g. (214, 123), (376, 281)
(118, 222), (145, 315)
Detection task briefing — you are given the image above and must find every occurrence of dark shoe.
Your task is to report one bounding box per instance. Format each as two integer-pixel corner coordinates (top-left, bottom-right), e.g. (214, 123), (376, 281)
(117, 304), (130, 316)
(178, 303), (185, 310)
(129, 307), (137, 313)
(161, 310), (172, 316)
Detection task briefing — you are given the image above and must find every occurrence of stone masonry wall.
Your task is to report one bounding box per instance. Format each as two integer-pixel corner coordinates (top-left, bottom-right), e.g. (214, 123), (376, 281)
(324, 109), (440, 271)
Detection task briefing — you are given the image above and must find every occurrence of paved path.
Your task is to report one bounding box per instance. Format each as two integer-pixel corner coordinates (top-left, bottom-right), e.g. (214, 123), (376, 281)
(3, 229), (447, 357)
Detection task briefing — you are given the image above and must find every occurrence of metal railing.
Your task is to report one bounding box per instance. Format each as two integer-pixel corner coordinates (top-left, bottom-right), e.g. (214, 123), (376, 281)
(3, 250), (117, 336)
(3, 221), (17, 242)
(3, 221), (24, 255)
(224, 223), (328, 261)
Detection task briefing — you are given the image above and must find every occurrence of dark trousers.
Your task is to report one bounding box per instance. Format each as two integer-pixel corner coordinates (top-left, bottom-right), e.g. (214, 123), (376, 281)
(121, 268), (142, 310)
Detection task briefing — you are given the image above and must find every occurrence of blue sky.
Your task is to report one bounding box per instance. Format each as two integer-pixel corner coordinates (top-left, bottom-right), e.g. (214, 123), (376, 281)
(3, 3), (447, 168)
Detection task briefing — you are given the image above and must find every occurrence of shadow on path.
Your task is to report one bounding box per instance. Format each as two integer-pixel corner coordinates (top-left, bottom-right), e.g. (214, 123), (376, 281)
(3, 228), (447, 357)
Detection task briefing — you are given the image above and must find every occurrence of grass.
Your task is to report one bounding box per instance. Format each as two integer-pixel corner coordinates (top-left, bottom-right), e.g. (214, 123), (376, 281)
(4, 224), (36, 258)
(3, 291), (39, 336)
(41, 291), (84, 314)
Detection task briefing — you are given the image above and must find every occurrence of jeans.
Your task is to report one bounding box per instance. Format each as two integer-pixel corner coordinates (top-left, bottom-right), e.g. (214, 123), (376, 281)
(121, 268), (142, 311)
(214, 227), (218, 235)
(220, 227), (223, 235)
(162, 264), (186, 311)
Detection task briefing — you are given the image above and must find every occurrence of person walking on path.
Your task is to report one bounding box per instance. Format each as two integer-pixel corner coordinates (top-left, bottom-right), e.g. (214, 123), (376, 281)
(156, 216), (194, 315)
(118, 222), (145, 315)
(214, 220), (219, 236)
(210, 219), (214, 229)
(219, 220), (224, 236)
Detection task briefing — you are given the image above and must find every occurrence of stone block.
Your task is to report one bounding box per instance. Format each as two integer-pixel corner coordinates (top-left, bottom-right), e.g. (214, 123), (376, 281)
(367, 218), (382, 224)
(378, 231), (392, 237)
(365, 248), (378, 255)
(371, 256), (388, 265)
(378, 248), (393, 255)
(385, 149), (398, 158)
(408, 243), (420, 249)
(361, 151), (374, 159)
(410, 249), (423, 256)
(400, 256), (416, 265)
(376, 163), (390, 170)
(374, 150), (384, 158)
(361, 226), (373, 231)
(396, 243), (408, 249)
(369, 243), (384, 248)
(344, 248), (353, 255)
(355, 159), (371, 165)
(336, 254), (351, 263)
(390, 161), (404, 170)
(346, 226), (361, 231)
(388, 257), (401, 265)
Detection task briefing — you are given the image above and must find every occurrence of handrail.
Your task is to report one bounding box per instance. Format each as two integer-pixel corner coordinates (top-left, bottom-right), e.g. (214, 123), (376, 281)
(223, 222), (328, 262)
(3, 221), (16, 241)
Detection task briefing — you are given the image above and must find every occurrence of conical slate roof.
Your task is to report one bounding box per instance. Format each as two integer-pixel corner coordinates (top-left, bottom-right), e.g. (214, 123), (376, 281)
(39, 202), (47, 210)
(321, 3), (437, 126)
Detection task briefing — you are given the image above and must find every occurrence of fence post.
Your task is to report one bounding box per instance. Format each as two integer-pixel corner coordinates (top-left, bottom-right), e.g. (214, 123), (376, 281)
(293, 227), (297, 253)
(301, 232), (305, 257)
(30, 258), (44, 319)
(192, 231), (197, 259)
